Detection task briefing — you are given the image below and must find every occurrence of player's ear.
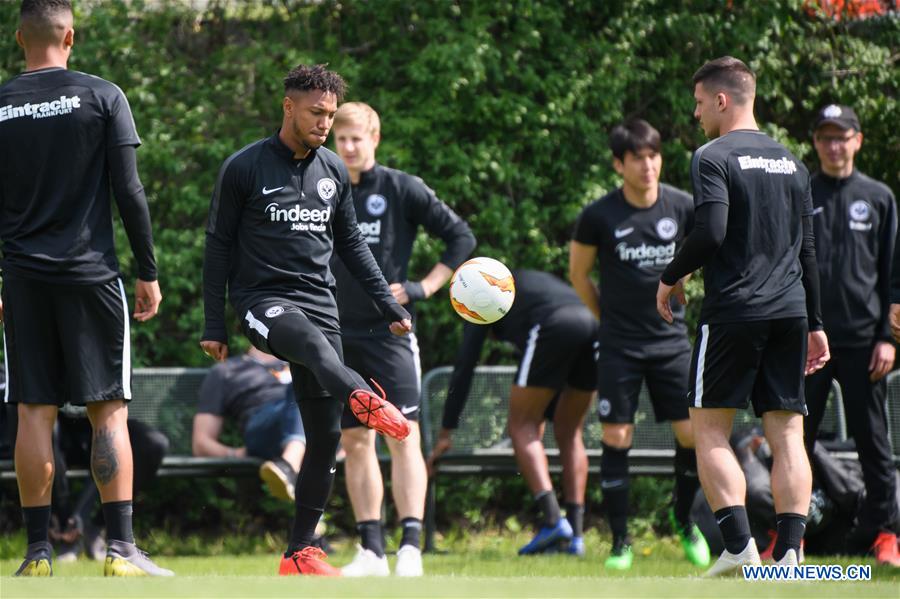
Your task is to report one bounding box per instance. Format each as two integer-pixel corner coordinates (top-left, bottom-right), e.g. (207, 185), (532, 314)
(372, 130), (381, 150)
(283, 96), (293, 117)
(612, 157), (624, 176)
(716, 92), (728, 112)
(64, 27), (74, 50)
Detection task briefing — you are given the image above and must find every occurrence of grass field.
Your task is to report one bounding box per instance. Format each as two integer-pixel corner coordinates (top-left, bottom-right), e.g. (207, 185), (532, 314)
(2, 533), (898, 598)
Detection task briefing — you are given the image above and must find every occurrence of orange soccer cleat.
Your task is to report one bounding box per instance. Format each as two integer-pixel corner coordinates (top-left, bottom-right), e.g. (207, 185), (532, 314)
(278, 546), (341, 576)
(872, 531), (900, 567)
(348, 380), (410, 441)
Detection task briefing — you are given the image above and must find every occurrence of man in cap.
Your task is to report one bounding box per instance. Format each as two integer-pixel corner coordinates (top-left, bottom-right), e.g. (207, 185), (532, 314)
(803, 104), (899, 567)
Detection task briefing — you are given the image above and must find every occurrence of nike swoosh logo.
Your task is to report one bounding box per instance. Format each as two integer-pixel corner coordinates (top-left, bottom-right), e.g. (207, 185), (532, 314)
(716, 514), (732, 525)
(401, 405), (418, 415)
(614, 227), (634, 239)
(329, 466), (337, 474)
(600, 479), (626, 490)
(812, 206), (824, 215)
(262, 186), (285, 195)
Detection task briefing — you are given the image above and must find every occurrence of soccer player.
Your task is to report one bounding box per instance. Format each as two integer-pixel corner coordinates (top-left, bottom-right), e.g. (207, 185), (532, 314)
(428, 270), (598, 556)
(801, 104), (900, 567)
(0, 0), (170, 577)
(331, 102), (476, 577)
(656, 56), (829, 574)
(201, 64), (414, 577)
(569, 119), (710, 570)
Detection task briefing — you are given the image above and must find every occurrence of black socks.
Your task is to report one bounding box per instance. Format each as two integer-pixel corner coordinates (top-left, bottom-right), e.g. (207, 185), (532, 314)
(23, 505), (51, 545)
(357, 520), (386, 557)
(102, 500), (134, 544)
(773, 513), (806, 561)
(673, 444), (700, 529)
(400, 517), (422, 549)
(714, 505), (752, 554)
(601, 443), (630, 545)
(565, 502), (584, 537)
(534, 490), (561, 527)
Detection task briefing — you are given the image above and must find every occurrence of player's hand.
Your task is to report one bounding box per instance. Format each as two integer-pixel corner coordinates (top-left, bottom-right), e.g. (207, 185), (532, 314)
(805, 330), (830, 375)
(869, 341), (895, 382)
(890, 304), (900, 343)
(201, 340), (229, 362)
(426, 428), (454, 476)
(390, 283), (409, 305)
(656, 279), (686, 324)
(389, 319), (413, 336)
(134, 279), (162, 322)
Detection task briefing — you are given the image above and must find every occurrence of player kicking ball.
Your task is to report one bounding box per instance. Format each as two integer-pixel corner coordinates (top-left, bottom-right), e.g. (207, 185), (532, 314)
(570, 119), (709, 570)
(201, 64), (413, 576)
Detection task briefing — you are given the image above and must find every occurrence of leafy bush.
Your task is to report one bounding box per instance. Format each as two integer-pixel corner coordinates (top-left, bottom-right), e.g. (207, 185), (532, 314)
(1, 0), (895, 370)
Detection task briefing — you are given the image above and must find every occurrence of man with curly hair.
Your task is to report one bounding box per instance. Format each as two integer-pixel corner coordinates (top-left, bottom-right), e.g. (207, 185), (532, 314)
(201, 64), (413, 576)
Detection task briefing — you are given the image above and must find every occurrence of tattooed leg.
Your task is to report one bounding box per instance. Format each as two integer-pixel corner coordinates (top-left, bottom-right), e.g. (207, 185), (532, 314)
(86, 401), (133, 502)
(91, 427), (119, 485)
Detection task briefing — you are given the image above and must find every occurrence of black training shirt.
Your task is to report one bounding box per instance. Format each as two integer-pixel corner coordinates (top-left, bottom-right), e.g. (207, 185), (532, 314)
(0, 67), (157, 283)
(442, 270), (591, 429)
(332, 163), (475, 337)
(202, 134), (401, 343)
(679, 130), (812, 324)
(196, 355), (291, 434)
(573, 184), (693, 356)
(811, 169), (896, 346)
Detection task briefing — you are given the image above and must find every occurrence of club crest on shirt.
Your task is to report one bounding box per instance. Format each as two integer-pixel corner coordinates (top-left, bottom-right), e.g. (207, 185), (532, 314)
(598, 398), (612, 417)
(366, 194), (387, 216)
(317, 177), (336, 201)
(848, 200), (870, 222)
(265, 306), (285, 318)
(656, 217), (678, 241)
(848, 200), (873, 232)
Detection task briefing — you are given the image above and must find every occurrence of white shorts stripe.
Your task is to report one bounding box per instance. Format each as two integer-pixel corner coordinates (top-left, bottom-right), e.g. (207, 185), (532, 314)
(116, 278), (132, 400)
(409, 333), (422, 394)
(245, 310), (270, 339)
(2, 329), (9, 403)
(694, 324), (709, 408)
(516, 324), (541, 387)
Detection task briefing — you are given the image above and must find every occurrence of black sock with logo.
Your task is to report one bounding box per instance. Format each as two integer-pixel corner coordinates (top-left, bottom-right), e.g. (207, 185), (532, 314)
(714, 505), (752, 554)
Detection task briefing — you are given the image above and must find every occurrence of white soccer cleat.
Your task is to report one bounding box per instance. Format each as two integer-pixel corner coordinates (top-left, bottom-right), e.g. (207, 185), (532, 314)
(704, 538), (761, 577)
(773, 548), (799, 567)
(394, 545), (423, 577)
(341, 545), (390, 577)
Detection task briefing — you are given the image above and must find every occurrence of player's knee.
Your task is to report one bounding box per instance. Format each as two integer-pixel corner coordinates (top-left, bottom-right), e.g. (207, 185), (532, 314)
(601, 424), (632, 448)
(341, 427), (375, 455)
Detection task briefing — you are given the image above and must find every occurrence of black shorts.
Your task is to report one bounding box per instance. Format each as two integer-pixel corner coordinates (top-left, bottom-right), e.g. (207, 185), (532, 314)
(241, 300), (343, 400)
(2, 275), (131, 406)
(340, 333), (421, 429)
(596, 347), (690, 423)
(689, 317), (808, 416)
(514, 306), (598, 392)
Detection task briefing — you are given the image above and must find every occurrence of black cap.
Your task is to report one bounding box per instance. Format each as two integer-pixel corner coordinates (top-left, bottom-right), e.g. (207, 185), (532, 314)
(813, 104), (860, 131)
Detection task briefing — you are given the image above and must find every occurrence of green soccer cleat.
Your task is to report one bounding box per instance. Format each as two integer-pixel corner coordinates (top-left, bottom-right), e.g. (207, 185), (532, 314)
(15, 542), (53, 577)
(603, 542), (633, 571)
(670, 508), (711, 567)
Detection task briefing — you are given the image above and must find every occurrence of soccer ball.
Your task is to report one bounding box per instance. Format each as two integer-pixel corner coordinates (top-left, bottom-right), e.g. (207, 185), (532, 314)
(449, 257), (515, 324)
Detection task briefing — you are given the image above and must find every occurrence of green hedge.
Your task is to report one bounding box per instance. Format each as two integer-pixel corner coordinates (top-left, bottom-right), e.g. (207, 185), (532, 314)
(1, 0), (896, 372)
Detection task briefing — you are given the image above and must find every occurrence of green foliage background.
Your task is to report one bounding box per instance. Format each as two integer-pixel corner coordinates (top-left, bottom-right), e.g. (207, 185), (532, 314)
(0, 0), (897, 542)
(1, 0), (897, 369)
